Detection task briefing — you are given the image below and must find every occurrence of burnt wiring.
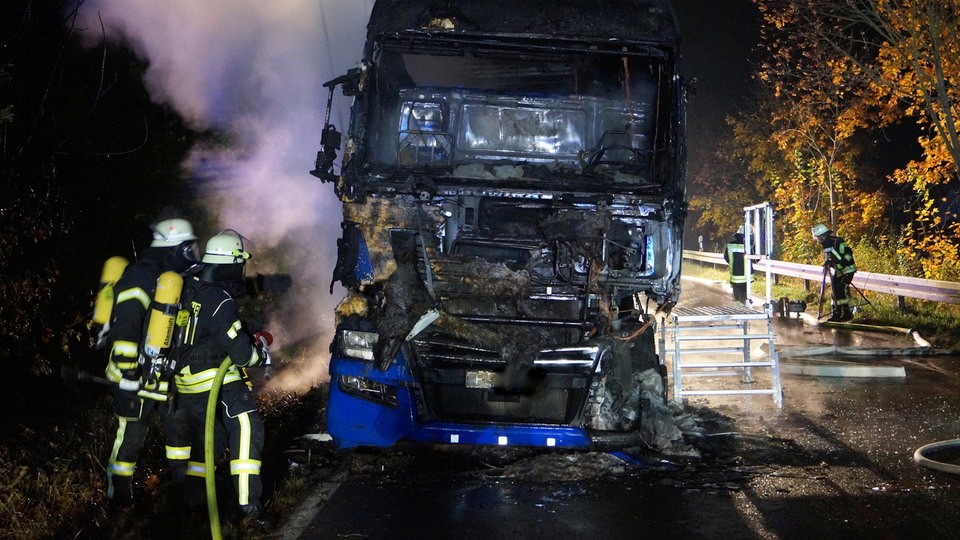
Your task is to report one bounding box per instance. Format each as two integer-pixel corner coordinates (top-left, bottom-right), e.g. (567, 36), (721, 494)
(551, 241), (576, 283)
(616, 300), (670, 342)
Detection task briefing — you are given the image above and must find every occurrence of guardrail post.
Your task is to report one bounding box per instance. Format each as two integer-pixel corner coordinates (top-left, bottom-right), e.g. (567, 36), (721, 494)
(898, 295), (906, 311)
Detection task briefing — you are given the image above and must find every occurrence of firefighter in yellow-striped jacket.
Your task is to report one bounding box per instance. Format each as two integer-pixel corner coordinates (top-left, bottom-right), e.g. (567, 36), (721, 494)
(812, 223), (857, 322)
(173, 231), (273, 528)
(723, 225), (751, 306)
(105, 218), (200, 508)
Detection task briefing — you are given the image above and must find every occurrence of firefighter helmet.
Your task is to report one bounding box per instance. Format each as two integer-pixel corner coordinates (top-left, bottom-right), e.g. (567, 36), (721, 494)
(151, 219), (197, 247)
(811, 223), (830, 238)
(199, 231), (251, 297)
(202, 232), (251, 264)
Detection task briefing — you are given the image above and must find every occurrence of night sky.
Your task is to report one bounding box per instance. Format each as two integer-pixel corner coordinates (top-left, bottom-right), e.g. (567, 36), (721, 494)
(670, 0), (919, 190)
(671, 0), (762, 156)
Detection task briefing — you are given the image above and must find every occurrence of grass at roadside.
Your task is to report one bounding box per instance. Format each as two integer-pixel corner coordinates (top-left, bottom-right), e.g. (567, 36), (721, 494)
(683, 261), (960, 349)
(0, 381), (328, 540)
(0, 392), (109, 539)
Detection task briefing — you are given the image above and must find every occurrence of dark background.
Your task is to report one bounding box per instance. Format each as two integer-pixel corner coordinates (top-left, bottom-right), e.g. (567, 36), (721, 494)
(672, 0), (760, 166)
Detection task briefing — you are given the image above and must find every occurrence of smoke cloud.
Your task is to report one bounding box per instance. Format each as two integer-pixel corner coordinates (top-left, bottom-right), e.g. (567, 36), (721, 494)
(74, 0), (376, 389)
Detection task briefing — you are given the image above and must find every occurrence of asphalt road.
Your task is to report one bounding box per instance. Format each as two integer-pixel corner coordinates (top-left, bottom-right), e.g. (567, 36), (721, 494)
(280, 277), (960, 540)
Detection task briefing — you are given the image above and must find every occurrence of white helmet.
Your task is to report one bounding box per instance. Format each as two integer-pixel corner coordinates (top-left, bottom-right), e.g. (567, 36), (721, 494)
(811, 223), (829, 238)
(738, 224), (752, 235)
(202, 232), (251, 264)
(151, 219), (197, 247)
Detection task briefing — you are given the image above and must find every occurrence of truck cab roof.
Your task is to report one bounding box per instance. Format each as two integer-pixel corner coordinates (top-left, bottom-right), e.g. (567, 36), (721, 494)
(367, 0), (681, 47)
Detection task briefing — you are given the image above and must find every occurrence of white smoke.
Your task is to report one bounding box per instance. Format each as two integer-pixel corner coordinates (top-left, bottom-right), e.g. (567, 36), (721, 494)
(74, 0), (376, 389)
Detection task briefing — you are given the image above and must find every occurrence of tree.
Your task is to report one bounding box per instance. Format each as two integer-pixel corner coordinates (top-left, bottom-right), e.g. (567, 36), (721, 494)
(767, 0), (960, 278)
(686, 124), (768, 250)
(755, 0), (893, 239)
(686, 91), (782, 251)
(1, 1), (74, 374)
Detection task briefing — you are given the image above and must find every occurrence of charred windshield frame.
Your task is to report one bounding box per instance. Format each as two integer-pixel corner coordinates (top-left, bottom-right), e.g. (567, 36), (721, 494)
(355, 34), (679, 189)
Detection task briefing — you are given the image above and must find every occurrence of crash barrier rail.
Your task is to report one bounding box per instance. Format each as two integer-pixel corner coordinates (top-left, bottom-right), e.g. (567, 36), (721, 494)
(683, 250), (960, 307)
(659, 306), (783, 408)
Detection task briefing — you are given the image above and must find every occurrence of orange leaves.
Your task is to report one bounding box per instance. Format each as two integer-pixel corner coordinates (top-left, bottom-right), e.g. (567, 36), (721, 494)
(866, 1), (960, 179)
(891, 148), (960, 280)
(743, 0), (960, 279)
(898, 219), (960, 281)
(846, 191), (888, 233)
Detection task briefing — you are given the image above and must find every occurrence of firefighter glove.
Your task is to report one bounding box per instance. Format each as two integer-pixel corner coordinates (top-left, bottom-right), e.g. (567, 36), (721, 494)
(254, 332), (273, 348)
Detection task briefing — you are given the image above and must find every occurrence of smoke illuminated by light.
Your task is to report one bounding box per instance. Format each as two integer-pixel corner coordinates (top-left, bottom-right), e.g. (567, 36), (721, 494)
(73, 0), (376, 390)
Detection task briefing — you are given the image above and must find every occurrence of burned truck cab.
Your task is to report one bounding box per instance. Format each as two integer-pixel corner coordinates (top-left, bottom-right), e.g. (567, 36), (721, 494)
(318, 0), (686, 448)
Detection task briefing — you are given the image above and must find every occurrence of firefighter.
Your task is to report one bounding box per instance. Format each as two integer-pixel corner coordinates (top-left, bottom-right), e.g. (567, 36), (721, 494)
(812, 223), (857, 322)
(173, 231), (273, 528)
(723, 225), (751, 306)
(105, 218), (200, 508)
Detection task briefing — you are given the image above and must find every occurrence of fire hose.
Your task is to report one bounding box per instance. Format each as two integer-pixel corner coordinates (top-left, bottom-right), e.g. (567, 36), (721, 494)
(914, 439), (960, 475)
(205, 358), (233, 540)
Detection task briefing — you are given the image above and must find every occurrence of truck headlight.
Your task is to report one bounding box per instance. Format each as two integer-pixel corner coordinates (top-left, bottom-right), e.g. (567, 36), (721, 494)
(338, 375), (399, 409)
(341, 330), (378, 360)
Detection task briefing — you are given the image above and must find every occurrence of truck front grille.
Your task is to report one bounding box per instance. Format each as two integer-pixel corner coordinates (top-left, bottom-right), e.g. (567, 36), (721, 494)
(409, 333), (600, 425)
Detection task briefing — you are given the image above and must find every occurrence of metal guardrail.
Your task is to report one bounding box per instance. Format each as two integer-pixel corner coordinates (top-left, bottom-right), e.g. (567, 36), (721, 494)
(683, 250), (960, 305)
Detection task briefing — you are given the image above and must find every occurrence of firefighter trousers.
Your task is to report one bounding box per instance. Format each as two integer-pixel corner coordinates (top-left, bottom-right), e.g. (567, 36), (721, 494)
(830, 272), (854, 307)
(731, 282), (748, 304)
(177, 380), (265, 512)
(106, 388), (190, 504)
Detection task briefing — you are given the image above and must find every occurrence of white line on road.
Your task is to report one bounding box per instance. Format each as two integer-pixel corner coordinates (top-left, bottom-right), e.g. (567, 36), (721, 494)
(275, 482), (341, 540)
(733, 491), (782, 540)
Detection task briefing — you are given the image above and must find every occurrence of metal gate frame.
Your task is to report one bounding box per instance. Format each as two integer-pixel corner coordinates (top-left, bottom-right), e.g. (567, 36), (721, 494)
(660, 306), (783, 407)
(742, 202), (775, 312)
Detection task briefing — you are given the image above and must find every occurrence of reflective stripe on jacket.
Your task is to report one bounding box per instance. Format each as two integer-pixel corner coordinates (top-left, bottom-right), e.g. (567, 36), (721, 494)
(175, 364), (245, 394)
(724, 236), (751, 284)
(173, 277), (265, 396)
(821, 235), (857, 275)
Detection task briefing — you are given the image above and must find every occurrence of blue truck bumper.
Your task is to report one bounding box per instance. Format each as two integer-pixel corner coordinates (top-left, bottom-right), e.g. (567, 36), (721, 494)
(327, 354), (591, 449)
(406, 422), (590, 447)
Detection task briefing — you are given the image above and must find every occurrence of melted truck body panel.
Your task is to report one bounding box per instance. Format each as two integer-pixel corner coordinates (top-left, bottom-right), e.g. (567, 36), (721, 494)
(321, 0), (686, 448)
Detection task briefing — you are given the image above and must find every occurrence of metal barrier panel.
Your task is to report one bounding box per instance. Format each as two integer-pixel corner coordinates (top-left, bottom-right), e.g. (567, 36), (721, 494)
(660, 306), (783, 407)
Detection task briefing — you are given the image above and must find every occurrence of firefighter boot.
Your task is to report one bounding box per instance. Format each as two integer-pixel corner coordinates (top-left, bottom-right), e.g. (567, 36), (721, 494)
(839, 306), (854, 322)
(107, 472), (134, 511)
(827, 307), (844, 323)
(241, 500), (276, 531)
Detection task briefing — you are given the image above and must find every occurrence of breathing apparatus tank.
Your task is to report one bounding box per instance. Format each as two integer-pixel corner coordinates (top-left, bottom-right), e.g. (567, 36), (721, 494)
(138, 271), (185, 400)
(92, 256), (129, 349)
(93, 256), (129, 325)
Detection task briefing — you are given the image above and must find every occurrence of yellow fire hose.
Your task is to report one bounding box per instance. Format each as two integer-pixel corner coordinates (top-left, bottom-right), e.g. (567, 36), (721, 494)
(205, 358), (233, 540)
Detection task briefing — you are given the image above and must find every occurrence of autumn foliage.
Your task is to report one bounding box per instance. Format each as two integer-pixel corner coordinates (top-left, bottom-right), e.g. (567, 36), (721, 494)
(690, 0), (960, 280)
